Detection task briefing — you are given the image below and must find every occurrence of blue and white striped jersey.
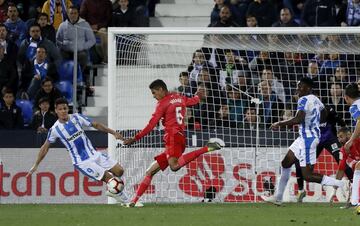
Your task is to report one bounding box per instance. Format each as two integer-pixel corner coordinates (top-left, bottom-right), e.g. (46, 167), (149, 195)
(297, 94), (324, 138)
(47, 113), (96, 165)
(349, 98), (360, 124)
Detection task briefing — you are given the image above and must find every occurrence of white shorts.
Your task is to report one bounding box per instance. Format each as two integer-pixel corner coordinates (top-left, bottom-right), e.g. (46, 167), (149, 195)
(289, 137), (319, 167)
(74, 152), (117, 181)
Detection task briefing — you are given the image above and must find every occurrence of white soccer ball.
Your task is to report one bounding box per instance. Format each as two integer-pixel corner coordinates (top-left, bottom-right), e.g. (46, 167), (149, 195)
(107, 177), (124, 194)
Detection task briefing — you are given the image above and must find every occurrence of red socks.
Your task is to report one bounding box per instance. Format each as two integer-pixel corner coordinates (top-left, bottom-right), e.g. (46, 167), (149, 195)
(178, 147), (208, 167)
(132, 175), (152, 203)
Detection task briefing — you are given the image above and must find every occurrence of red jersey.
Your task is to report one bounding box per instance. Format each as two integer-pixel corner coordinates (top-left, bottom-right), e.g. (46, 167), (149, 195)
(135, 93), (200, 140)
(338, 138), (360, 171)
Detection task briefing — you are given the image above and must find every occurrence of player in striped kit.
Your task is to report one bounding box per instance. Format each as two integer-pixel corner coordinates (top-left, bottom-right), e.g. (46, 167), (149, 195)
(27, 98), (129, 203)
(263, 77), (344, 205)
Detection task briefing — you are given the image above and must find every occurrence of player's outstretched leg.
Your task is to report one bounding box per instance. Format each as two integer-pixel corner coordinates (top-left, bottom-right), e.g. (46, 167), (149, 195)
(128, 161), (160, 208)
(172, 138), (224, 171)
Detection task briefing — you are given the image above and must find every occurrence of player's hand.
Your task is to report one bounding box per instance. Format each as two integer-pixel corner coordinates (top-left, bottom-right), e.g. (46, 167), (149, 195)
(270, 122), (281, 130)
(26, 165), (38, 177)
(195, 87), (205, 100)
(113, 131), (124, 140)
(123, 138), (136, 146)
(344, 139), (353, 154)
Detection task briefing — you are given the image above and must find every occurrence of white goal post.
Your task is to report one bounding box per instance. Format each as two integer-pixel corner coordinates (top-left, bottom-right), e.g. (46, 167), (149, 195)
(107, 27), (360, 204)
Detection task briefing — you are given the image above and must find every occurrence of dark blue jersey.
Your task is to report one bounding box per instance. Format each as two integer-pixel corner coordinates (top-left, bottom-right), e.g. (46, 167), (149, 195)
(319, 105), (346, 145)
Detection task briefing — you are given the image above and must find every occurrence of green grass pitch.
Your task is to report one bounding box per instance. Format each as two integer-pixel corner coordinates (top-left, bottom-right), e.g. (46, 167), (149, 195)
(0, 203), (358, 226)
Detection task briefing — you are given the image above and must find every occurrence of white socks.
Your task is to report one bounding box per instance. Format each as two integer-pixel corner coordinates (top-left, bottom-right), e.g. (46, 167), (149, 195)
(276, 167), (291, 202)
(321, 175), (344, 187)
(351, 170), (360, 206)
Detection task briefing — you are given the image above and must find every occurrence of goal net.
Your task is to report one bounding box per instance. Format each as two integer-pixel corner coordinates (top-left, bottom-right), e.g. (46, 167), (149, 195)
(108, 27), (360, 203)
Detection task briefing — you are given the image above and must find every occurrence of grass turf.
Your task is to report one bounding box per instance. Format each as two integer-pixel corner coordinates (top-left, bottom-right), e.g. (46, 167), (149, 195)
(0, 203), (359, 226)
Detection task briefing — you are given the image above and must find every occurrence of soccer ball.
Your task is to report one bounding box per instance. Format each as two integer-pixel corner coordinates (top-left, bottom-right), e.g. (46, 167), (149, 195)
(107, 178), (124, 194)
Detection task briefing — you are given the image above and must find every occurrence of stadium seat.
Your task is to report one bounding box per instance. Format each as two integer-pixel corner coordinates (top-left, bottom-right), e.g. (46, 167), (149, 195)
(56, 81), (73, 103)
(15, 99), (33, 126)
(58, 60), (83, 83)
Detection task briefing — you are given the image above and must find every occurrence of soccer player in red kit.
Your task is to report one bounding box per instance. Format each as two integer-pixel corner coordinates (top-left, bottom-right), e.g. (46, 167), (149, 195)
(123, 79), (224, 207)
(332, 127), (360, 211)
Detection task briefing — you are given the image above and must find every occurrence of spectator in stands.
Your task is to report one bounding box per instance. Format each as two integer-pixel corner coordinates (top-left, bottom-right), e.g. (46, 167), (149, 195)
(0, 43), (17, 94)
(209, 5), (240, 27)
(80, 0), (112, 63)
(261, 68), (286, 103)
(279, 52), (304, 97)
(33, 77), (63, 112)
(227, 86), (246, 123)
(111, 0), (137, 27)
(331, 66), (353, 86)
(23, 47), (58, 99)
(42, 0), (72, 30)
(304, 60), (327, 97)
(0, 0), (8, 23)
(193, 83), (217, 129)
(177, 71), (192, 97)
(301, 0), (337, 26)
(18, 23), (61, 67)
(187, 49), (207, 83)
(0, 23), (17, 65)
(272, 8), (299, 27)
(210, 0), (242, 26)
(283, 0), (304, 23)
(340, 0), (360, 26)
(216, 104), (236, 128)
(324, 82), (351, 126)
(248, 51), (272, 81)
(257, 80), (283, 126)
(219, 50), (246, 89)
(30, 97), (57, 133)
(28, 0), (46, 19)
(37, 13), (56, 43)
(56, 5), (96, 70)
(246, 0), (277, 27)
(4, 3), (27, 47)
(229, 0), (251, 26)
(246, 14), (258, 27)
(0, 88), (23, 129)
(243, 106), (258, 129)
(320, 53), (341, 75)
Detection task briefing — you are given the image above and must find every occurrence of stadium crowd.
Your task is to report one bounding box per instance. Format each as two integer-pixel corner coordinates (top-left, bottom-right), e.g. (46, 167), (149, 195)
(0, 0), (360, 133)
(0, 0), (150, 130)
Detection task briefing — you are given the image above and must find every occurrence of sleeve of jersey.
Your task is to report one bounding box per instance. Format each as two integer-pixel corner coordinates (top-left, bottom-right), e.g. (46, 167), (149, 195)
(338, 148), (347, 171)
(184, 95), (200, 106)
(47, 128), (57, 144)
(297, 97), (307, 111)
(350, 105), (360, 121)
(77, 113), (93, 127)
(135, 103), (164, 140)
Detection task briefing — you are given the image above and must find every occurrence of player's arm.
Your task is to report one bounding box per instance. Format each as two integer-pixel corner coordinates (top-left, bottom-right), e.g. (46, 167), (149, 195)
(270, 110), (305, 129)
(124, 104), (164, 145)
(26, 140), (51, 177)
(92, 121), (123, 140)
(184, 87), (205, 106)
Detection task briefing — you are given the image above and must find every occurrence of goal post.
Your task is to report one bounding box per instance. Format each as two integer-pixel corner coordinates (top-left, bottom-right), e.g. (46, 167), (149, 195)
(108, 27), (360, 204)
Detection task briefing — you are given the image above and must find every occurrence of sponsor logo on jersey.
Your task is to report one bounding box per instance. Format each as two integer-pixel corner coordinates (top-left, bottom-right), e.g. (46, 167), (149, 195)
(67, 130), (83, 142)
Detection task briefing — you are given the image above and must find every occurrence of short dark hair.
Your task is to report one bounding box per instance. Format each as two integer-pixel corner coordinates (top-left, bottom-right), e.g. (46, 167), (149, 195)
(37, 12), (49, 20)
(299, 77), (314, 88)
(55, 98), (69, 107)
(29, 23), (41, 31)
(345, 83), (360, 98)
(38, 97), (50, 105)
(149, 79), (168, 91)
(179, 71), (189, 78)
(69, 5), (79, 11)
(42, 77), (53, 85)
(2, 88), (13, 96)
(337, 127), (351, 134)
